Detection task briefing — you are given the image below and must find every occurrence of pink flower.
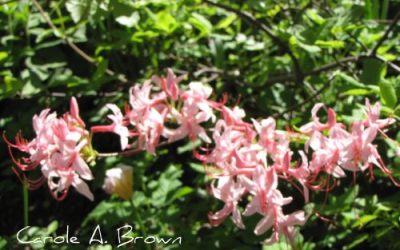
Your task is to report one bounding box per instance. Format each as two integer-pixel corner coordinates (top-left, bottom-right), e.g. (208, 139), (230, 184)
(300, 103), (336, 134)
(240, 166), (292, 216)
(181, 81), (215, 122)
(281, 151), (310, 202)
(308, 131), (346, 178)
(129, 80), (153, 115)
(164, 102), (211, 143)
(364, 99), (395, 128)
(91, 104), (130, 150)
(138, 108), (166, 153)
(4, 97), (94, 201)
(69, 96), (85, 127)
(43, 148), (94, 201)
(152, 68), (181, 101)
(263, 210), (306, 245)
(208, 176), (246, 229)
(128, 80), (166, 125)
(182, 81), (212, 103)
(340, 121), (381, 172)
(239, 166), (306, 244)
(253, 118), (276, 153)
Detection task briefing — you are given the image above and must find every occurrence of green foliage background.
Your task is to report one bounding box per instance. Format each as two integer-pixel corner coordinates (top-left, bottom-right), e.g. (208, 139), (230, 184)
(1, 0), (400, 249)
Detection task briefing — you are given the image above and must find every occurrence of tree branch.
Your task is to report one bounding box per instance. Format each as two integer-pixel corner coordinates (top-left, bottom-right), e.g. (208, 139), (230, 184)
(370, 10), (400, 55)
(31, 0), (128, 83)
(265, 56), (358, 85)
(202, 0), (304, 85)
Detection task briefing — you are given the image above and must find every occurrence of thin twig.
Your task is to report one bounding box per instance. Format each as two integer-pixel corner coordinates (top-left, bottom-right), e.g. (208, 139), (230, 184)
(264, 56), (358, 85)
(31, 0), (128, 83)
(199, 52), (399, 85)
(346, 31), (368, 52)
(375, 55), (400, 73)
(370, 10), (400, 55)
(97, 141), (172, 158)
(202, 0), (304, 85)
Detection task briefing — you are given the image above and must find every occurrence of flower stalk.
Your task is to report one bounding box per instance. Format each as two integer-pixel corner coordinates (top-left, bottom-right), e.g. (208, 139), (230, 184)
(23, 183), (29, 227)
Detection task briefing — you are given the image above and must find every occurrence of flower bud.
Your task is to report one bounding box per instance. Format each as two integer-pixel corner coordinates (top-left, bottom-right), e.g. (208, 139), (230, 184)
(103, 164), (133, 200)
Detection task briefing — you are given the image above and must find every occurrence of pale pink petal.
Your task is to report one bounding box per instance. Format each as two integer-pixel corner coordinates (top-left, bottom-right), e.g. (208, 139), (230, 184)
(72, 176), (94, 201)
(232, 205), (245, 229)
(73, 155), (93, 180)
(254, 214), (274, 235)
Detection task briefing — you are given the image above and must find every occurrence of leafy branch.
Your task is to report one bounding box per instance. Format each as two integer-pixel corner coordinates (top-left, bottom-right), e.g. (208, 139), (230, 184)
(202, 0), (304, 85)
(31, 0), (129, 84)
(203, 1), (400, 87)
(370, 10), (400, 55)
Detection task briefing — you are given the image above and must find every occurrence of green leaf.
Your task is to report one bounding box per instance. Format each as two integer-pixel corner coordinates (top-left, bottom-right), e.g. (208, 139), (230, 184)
(352, 215), (377, 228)
(215, 14), (237, 29)
(394, 105), (400, 117)
(379, 79), (397, 108)
(93, 57), (109, 81)
(21, 80), (41, 97)
(360, 58), (386, 85)
(173, 186), (194, 199)
(267, 5), (281, 18)
(177, 139), (201, 154)
(306, 9), (326, 25)
(336, 72), (366, 88)
(343, 234), (369, 249)
(189, 163), (205, 173)
(82, 200), (120, 226)
(149, 164), (183, 207)
(47, 221), (59, 234)
(290, 36), (321, 53)
(155, 11), (178, 33)
(66, 0), (97, 23)
(189, 13), (212, 36)
(1, 75), (23, 99)
(0, 237), (7, 249)
(315, 40), (345, 49)
(0, 51), (7, 62)
(343, 88), (370, 96)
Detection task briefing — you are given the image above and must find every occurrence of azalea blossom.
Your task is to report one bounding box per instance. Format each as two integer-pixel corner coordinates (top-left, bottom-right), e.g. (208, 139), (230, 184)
(4, 97), (94, 200)
(239, 166), (305, 245)
(91, 104), (130, 150)
(364, 99), (395, 128)
(103, 164), (133, 200)
(208, 176), (246, 229)
(138, 107), (166, 153)
(7, 69), (400, 246)
(300, 103), (336, 134)
(152, 68), (181, 101)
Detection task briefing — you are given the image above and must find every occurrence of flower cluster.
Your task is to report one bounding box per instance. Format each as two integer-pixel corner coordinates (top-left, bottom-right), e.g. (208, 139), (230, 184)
(3, 98), (94, 200)
(195, 106), (307, 245)
(300, 100), (398, 181)
(196, 98), (399, 245)
(93, 70), (398, 245)
(91, 69), (215, 153)
(5, 69), (399, 246)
